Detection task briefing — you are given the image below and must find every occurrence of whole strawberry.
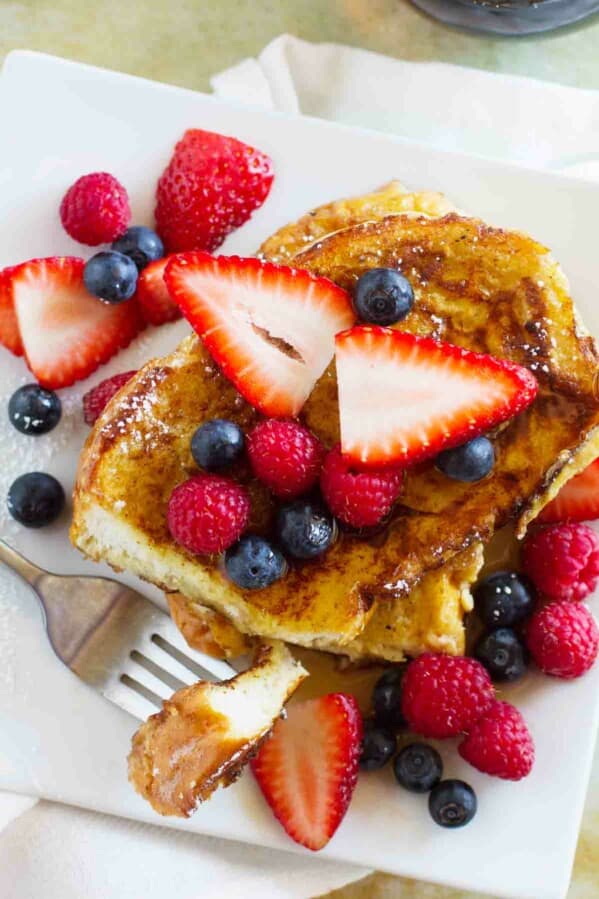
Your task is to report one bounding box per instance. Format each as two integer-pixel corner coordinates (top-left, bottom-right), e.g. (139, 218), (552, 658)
(522, 522), (599, 602)
(60, 172), (130, 246)
(526, 600), (599, 679)
(459, 701), (534, 781)
(247, 419), (325, 500)
(155, 129), (274, 253)
(401, 653), (494, 739)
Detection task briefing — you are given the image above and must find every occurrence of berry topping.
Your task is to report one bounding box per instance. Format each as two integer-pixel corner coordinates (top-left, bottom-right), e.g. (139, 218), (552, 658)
(111, 226), (165, 272)
(459, 700), (534, 781)
(428, 780), (477, 829)
(135, 256), (181, 325)
(474, 628), (528, 682)
(526, 600), (599, 679)
(155, 128), (274, 253)
(435, 436), (495, 483)
(191, 419), (245, 472)
(474, 570), (535, 628)
(335, 326), (538, 468)
(247, 419), (325, 500)
(353, 268), (414, 326)
(276, 499), (336, 560)
(401, 653), (494, 739)
(83, 371), (137, 425)
(84, 251), (138, 304)
(8, 384), (62, 435)
(167, 474), (250, 555)
(539, 458), (599, 525)
(251, 693), (363, 851)
(372, 667), (406, 730)
(393, 742), (443, 793)
(59, 172), (130, 246)
(320, 444), (403, 528)
(10, 257), (144, 390)
(522, 523), (599, 602)
(7, 472), (65, 528)
(224, 535), (287, 590)
(0, 266), (22, 357)
(360, 719), (397, 771)
(165, 253), (354, 418)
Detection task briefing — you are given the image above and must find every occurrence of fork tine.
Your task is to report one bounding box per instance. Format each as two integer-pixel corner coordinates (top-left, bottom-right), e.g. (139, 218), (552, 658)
(150, 618), (239, 682)
(129, 650), (188, 693)
(122, 658), (174, 701)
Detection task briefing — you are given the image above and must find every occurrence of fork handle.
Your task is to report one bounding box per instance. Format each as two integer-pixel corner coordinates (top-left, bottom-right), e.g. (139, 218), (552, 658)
(0, 538), (46, 588)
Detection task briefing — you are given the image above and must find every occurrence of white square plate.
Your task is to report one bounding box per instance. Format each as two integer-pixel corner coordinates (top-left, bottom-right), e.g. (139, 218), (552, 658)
(0, 50), (597, 899)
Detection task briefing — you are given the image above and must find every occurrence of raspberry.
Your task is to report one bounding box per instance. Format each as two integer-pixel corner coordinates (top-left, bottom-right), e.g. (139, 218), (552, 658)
(401, 653), (494, 739)
(526, 600), (598, 679)
(167, 474), (250, 555)
(60, 173), (131, 246)
(522, 523), (599, 602)
(247, 419), (325, 500)
(320, 444), (403, 528)
(83, 371), (137, 425)
(459, 701), (534, 781)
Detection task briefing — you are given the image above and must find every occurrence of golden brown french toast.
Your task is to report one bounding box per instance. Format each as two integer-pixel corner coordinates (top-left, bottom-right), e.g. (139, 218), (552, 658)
(71, 186), (599, 664)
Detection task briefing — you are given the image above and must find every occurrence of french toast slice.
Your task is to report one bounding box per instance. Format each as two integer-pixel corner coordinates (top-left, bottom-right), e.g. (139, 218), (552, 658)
(71, 186), (599, 662)
(166, 542), (483, 664)
(128, 640), (307, 816)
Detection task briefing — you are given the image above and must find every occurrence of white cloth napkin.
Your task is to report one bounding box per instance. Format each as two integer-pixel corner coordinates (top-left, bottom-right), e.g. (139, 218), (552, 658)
(3, 32), (599, 899)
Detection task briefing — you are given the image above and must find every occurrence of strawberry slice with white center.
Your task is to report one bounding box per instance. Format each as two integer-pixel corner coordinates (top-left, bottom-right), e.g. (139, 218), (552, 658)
(336, 326), (538, 467)
(539, 458), (599, 524)
(251, 693), (363, 851)
(11, 257), (144, 390)
(165, 253), (355, 417)
(0, 265), (22, 357)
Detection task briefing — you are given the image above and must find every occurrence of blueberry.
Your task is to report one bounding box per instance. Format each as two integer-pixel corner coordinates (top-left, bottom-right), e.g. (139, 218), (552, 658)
(393, 742), (443, 793)
(7, 472), (65, 528)
(276, 500), (336, 560)
(112, 226), (164, 272)
(191, 419), (245, 471)
(8, 384), (62, 435)
(360, 719), (397, 771)
(372, 667), (406, 730)
(435, 436), (495, 483)
(474, 570), (535, 628)
(84, 251), (138, 304)
(474, 627), (528, 682)
(428, 779), (477, 828)
(224, 535), (286, 589)
(353, 268), (414, 326)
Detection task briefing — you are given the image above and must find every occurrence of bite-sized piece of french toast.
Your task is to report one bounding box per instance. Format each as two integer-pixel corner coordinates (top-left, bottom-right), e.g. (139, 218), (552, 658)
(258, 180), (458, 263)
(128, 640), (307, 817)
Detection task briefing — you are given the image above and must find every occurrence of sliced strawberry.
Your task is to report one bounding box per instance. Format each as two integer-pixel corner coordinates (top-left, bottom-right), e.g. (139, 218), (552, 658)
(155, 129), (274, 253)
(539, 458), (599, 524)
(11, 257), (144, 390)
(136, 255), (182, 326)
(251, 693), (363, 851)
(165, 253), (355, 417)
(335, 326), (538, 467)
(0, 266), (23, 357)
(83, 370), (138, 424)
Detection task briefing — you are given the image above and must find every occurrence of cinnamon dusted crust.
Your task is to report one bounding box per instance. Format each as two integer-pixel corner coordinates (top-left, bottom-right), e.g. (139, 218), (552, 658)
(128, 640), (307, 817)
(167, 592), (252, 659)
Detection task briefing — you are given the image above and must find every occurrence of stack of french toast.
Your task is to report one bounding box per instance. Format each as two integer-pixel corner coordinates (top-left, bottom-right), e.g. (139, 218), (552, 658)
(70, 181), (599, 815)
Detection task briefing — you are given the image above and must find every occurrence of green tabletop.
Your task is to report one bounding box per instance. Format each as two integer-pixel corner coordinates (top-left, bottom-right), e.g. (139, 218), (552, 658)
(1, 3), (598, 899)
(2, 0), (599, 91)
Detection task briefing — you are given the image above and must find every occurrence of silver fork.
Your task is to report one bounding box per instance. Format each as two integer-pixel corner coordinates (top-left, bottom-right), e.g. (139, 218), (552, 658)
(0, 538), (237, 721)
